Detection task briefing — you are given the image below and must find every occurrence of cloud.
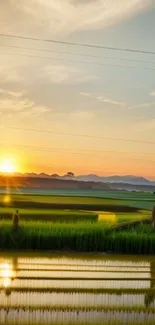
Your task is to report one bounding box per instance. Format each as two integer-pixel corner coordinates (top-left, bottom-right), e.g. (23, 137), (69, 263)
(0, 0), (152, 36)
(80, 92), (92, 97)
(129, 102), (155, 110)
(0, 66), (23, 83)
(97, 97), (126, 107)
(44, 64), (98, 84)
(0, 89), (24, 99)
(0, 89), (50, 118)
(44, 65), (80, 84)
(149, 91), (155, 96)
(80, 92), (126, 107)
(19, 106), (49, 117)
(0, 1), (153, 128)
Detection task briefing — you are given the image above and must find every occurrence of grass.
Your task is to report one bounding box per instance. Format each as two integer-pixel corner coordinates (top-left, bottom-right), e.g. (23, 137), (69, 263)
(0, 193), (151, 224)
(1, 193), (155, 210)
(3, 287), (155, 294)
(0, 221), (154, 254)
(0, 193), (153, 253)
(0, 305), (155, 313)
(0, 188), (154, 325)
(0, 221), (110, 251)
(0, 207), (150, 223)
(0, 207), (97, 222)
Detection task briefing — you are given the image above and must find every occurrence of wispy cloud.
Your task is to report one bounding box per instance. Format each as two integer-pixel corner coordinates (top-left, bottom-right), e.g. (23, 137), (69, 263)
(129, 102), (155, 110)
(44, 65), (98, 84)
(44, 65), (78, 84)
(0, 0), (151, 36)
(0, 89), (50, 118)
(0, 89), (24, 99)
(80, 92), (126, 107)
(80, 92), (92, 97)
(97, 96), (126, 107)
(0, 66), (23, 83)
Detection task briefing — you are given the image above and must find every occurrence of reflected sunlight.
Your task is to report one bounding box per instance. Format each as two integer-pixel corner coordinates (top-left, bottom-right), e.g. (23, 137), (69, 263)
(1, 263), (14, 288)
(3, 195), (11, 204)
(98, 212), (116, 223)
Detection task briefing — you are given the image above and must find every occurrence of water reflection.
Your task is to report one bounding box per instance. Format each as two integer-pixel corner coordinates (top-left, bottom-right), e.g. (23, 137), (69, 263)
(0, 255), (154, 309)
(0, 257), (18, 296)
(145, 260), (155, 307)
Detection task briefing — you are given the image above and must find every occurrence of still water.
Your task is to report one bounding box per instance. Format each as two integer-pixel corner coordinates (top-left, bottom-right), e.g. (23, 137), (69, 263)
(0, 253), (155, 324)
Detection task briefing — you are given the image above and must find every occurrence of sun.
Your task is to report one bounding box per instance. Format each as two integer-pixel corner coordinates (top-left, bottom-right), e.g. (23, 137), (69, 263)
(0, 158), (16, 174)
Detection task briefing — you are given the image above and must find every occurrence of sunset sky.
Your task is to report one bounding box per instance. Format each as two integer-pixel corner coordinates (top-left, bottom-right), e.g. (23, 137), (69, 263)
(0, 1), (155, 179)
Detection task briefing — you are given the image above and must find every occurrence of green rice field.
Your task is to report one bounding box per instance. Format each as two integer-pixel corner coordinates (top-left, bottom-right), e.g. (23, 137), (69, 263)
(0, 190), (154, 323)
(0, 191), (153, 253)
(0, 192), (152, 224)
(0, 252), (155, 325)
(0, 222), (154, 254)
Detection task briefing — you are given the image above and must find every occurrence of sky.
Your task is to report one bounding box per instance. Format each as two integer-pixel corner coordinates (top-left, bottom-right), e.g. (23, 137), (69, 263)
(0, 0), (155, 179)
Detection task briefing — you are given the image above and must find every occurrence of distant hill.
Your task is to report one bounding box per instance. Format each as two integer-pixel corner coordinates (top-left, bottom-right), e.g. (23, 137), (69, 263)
(10, 172), (154, 186)
(109, 182), (155, 192)
(75, 174), (152, 186)
(0, 172), (155, 192)
(0, 175), (111, 190)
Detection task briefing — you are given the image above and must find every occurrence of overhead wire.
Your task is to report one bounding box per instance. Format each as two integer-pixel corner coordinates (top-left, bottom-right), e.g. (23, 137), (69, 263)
(1, 51), (155, 72)
(1, 142), (155, 164)
(0, 36), (154, 173)
(0, 33), (155, 55)
(0, 142), (154, 157)
(0, 43), (155, 65)
(6, 126), (155, 145)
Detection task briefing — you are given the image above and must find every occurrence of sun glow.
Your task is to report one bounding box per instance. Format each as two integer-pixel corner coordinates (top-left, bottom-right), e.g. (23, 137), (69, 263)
(0, 158), (17, 174)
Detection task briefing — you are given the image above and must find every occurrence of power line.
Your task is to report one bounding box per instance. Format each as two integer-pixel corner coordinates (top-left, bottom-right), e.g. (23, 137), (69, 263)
(1, 142), (154, 157)
(1, 142), (155, 164)
(1, 43), (155, 65)
(1, 51), (155, 72)
(0, 33), (155, 56)
(5, 126), (155, 145)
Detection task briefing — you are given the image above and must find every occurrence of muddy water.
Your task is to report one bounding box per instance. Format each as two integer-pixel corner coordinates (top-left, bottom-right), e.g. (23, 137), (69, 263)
(0, 253), (155, 325)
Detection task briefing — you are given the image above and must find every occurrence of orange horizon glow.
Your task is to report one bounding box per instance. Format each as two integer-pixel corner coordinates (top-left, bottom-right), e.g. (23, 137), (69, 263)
(0, 152), (154, 181)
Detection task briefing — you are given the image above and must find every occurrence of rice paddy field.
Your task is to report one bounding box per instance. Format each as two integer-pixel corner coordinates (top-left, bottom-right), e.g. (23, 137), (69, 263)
(0, 252), (155, 325)
(0, 189), (154, 323)
(0, 189), (154, 253)
(0, 190), (153, 224)
(0, 222), (155, 254)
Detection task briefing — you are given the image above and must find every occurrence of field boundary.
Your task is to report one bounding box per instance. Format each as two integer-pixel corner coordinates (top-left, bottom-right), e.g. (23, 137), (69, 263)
(112, 218), (151, 231)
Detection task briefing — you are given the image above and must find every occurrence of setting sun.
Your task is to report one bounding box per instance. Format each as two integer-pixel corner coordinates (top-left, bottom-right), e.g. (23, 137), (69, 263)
(0, 158), (16, 174)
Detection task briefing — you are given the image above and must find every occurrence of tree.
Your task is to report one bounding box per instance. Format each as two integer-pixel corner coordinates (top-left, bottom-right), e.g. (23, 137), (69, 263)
(66, 172), (74, 177)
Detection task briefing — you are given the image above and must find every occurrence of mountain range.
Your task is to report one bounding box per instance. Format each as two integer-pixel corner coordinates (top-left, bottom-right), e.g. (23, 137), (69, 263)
(9, 172), (155, 186)
(75, 174), (154, 186)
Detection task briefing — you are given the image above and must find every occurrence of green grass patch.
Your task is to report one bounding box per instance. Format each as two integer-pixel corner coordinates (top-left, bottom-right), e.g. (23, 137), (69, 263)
(0, 220), (154, 254)
(0, 206), (150, 224)
(1, 193), (154, 210)
(0, 207), (97, 222)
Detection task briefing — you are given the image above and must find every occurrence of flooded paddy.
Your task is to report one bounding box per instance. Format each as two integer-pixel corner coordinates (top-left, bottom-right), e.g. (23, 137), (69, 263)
(0, 253), (155, 325)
